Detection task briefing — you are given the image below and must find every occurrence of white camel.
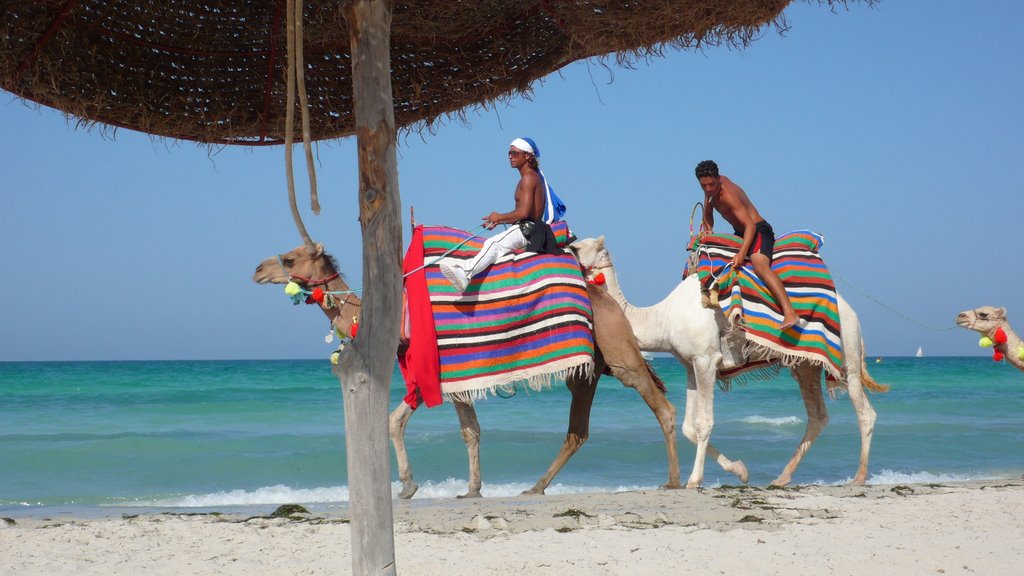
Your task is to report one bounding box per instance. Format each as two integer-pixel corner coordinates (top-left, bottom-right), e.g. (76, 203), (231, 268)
(956, 306), (1024, 372)
(572, 236), (888, 488)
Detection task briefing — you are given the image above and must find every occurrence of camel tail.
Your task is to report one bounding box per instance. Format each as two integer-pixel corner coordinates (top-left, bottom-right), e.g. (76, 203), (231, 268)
(645, 359), (668, 395)
(859, 357), (890, 393)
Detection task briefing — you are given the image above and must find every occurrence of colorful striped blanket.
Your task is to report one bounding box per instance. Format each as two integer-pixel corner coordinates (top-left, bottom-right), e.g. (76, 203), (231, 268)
(403, 221), (594, 402)
(684, 230), (844, 385)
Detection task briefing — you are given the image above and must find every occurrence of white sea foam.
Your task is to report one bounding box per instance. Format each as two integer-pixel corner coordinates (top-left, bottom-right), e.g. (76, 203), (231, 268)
(739, 415), (803, 426)
(861, 469), (1002, 485)
(126, 480), (660, 507)
(120, 471), (1014, 508)
(137, 485), (350, 508)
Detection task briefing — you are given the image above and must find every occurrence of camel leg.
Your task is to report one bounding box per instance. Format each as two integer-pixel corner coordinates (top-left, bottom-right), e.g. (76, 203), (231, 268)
(680, 364), (749, 485)
(523, 360), (601, 495)
(452, 398), (483, 498)
(602, 353), (682, 489)
(838, 295), (879, 484)
(685, 355), (721, 488)
(844, 355), (877, 485)
(389, 401), (419, 499)
(772, 363), (828, 487)
(583, 284), (682, 488)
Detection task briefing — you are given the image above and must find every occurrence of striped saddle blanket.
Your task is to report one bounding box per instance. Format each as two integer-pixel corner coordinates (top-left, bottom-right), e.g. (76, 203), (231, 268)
(401, 221), (594, 404)
(684, 230), (844, 384)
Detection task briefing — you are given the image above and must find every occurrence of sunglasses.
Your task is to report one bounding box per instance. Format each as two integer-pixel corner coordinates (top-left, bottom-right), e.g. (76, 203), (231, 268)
(508, 150), (527, 157)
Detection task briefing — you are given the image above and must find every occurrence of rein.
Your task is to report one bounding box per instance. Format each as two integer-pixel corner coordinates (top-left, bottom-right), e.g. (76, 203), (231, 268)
(401, 222), (487, 278)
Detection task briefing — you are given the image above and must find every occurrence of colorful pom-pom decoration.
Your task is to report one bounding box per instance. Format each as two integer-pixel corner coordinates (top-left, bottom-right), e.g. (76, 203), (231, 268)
(979, 336), (993, 348)
(590, 272), (606, 285)
(993, 327), (1008, 345)
(350, 318), (359, 339)
(1018, 347), (1024, 362)
(311, 287), (325, 304)
(330, 351), (340, 365)
(993, 350), (1004, 362)
(284, 281), (302, 296)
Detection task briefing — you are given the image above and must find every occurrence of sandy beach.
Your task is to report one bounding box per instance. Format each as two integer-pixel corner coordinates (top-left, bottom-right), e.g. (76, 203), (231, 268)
(3, 479), (1023, 575)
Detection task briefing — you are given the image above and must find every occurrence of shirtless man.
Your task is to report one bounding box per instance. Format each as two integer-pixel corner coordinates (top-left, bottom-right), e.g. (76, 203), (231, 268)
(440, 137), (557, 292)
(695, 160), (800, 330)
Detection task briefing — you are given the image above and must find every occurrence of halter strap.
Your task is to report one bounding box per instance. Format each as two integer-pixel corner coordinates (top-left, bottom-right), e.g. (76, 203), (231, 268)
(277, 253), (342, 286)
(288, 271), (340, 285)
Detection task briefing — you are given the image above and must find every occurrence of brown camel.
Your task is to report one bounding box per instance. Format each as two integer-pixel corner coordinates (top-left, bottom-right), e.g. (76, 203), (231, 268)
(254, 243), (681, 498)
(957, 306), (1024, 372)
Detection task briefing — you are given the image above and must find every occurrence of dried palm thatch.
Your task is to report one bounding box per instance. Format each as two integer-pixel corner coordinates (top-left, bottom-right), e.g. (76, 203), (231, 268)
(1, 1), (866, 146)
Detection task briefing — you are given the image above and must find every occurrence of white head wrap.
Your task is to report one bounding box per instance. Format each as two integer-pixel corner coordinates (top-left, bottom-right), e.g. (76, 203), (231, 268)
(509, 137), (539, 157)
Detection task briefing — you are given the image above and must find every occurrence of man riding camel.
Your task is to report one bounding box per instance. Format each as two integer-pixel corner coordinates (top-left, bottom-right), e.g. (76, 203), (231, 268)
(440, 137), (563, 292)
(695, 160), (800, 330)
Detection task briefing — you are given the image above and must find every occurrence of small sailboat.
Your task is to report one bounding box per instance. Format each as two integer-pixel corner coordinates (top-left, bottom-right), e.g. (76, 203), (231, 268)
(916, 346), (924, 358)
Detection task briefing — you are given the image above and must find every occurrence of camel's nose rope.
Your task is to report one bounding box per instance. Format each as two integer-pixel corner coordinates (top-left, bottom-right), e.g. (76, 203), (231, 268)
(686, 199), (954, 332)
(831, 271), (956, 332)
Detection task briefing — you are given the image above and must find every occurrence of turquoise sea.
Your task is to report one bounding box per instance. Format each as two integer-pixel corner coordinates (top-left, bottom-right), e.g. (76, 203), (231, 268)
(1, 357), (1022, 516)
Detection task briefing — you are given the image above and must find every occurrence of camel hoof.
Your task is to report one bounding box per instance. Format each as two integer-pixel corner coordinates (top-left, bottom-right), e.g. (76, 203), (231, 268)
(850, 474), (867, 486)
(685, 480), (703, 489)
(457, 490), (483, 499)
(521, 487), (545, 496)
(770, 476), (791, 488)
(659, 481), (684, 490)
(732, 460), (750, 484)
(398, 483), (419, 500)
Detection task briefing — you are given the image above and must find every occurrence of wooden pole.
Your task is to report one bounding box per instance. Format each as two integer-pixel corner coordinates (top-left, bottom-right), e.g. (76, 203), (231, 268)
(341, 1), (400, 574)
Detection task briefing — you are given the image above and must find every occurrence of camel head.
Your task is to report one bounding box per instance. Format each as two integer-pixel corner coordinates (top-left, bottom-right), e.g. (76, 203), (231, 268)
(955, 306), (1008, 335)
(253, 244), (362, 337)
(570, 236), (614, 281)
(254, 243), (331, 285)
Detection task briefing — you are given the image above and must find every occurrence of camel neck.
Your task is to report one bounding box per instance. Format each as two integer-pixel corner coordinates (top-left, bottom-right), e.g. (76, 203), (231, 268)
(597, 265), (669, 352)
(996, 322), (1024, 369)
(320, 275), (362, 337)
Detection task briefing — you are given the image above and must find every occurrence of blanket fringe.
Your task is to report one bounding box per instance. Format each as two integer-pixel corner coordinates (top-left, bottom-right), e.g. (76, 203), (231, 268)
(443, 358), (595, 405)
(721, 340), (848, 399)
(716, 362), (781, 391)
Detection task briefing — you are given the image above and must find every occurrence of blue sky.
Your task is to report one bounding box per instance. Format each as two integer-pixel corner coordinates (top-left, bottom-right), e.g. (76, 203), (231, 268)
(2, 0), (1021, 361)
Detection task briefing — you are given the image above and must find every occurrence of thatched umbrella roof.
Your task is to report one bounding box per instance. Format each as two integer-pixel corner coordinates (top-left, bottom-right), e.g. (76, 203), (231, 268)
(1, 1), (861, 146)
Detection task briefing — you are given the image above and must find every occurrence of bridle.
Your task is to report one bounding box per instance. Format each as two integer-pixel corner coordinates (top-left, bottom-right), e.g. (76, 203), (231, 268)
(276, 253), (362, 335)
(568, 245), (612, 284)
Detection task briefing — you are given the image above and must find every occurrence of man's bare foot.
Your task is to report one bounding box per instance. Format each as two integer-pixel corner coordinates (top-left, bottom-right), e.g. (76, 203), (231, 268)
(779, 312), (801, 330)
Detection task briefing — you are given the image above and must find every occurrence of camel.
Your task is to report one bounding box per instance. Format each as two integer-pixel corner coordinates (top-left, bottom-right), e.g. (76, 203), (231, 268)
(254, 243), (682, 498)
(956, 306), (1024, 372)
(571, 236), (888, 488)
